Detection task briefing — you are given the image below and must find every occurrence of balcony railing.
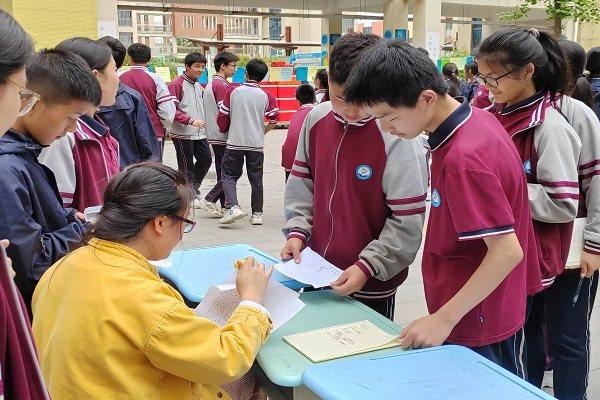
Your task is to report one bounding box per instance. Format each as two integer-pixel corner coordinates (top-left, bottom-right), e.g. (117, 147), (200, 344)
(224, 27), (260, 38)
(150, 45), (174, 55)
(138, 24), (172, 34)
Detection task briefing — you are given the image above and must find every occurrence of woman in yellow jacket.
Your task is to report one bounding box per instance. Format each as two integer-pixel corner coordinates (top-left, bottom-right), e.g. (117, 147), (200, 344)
(32, 162), (273, 399)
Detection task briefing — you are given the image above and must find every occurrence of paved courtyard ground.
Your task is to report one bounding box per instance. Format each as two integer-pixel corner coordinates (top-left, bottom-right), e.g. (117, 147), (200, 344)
(163, 129), (599, 399)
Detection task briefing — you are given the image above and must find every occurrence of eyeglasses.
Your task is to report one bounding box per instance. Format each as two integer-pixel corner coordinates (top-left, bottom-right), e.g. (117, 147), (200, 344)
(475, 70), (516, 88)
(7, 80), (41, 116)
(169, 215), (196, 233)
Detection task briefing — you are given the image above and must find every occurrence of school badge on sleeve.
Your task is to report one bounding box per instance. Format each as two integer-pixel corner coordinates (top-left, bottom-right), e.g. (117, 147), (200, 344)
(355, 164), (373, 181)
(431, 189), (442, 207)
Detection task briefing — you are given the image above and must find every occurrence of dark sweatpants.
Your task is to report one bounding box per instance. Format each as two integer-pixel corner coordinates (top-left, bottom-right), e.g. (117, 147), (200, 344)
(525, 270), (598, 400)
(221, 148), (264, 213)
(204, 144), (226, 207)
(172, 138), (212, 191)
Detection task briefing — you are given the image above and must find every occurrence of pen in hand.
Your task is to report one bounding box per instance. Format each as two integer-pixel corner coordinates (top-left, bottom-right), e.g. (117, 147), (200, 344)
(572, 276), (585, 306)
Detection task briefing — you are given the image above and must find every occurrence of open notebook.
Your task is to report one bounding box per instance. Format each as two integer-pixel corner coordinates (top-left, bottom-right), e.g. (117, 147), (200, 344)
(283, 320), (401, 363)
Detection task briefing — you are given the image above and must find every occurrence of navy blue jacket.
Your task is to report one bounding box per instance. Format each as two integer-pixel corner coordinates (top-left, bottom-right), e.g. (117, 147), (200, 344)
(0, 130), (86, 313)
(590, 78), (600, 121)
(97, 82), (159, 168)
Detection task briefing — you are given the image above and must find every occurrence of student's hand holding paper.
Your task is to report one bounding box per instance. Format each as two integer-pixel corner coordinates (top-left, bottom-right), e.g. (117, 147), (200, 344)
(1, 239), (14, 278)
(580, 250), (600, 278)
(331, 264), (368, 296)
(280, 238), (304, 263)
(399, 313), (454, 349)
(235, 256), (274, 304)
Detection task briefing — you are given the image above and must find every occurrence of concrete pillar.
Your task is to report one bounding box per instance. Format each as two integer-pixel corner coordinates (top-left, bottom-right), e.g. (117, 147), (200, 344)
(412, 0), (442, 59)
(321, 17), (342, 66)
(383, 0), (409, 39)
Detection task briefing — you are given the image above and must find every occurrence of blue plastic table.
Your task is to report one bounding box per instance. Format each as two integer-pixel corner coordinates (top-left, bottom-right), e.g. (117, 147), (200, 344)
(302, 345), (555, 400)
(254, 290), (406, 400)
(156, 244), (305, 303)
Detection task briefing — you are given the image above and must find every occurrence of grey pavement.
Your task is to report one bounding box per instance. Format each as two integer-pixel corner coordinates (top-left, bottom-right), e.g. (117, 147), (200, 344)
(163, 129), (599, 399)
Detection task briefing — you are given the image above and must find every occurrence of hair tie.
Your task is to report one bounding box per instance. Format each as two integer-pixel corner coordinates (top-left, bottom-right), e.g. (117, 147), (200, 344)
(576, 73), (585, 79)
(529, 28), (540, 39)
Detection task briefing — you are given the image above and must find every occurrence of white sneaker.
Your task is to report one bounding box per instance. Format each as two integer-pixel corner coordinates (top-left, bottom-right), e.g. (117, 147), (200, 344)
(219, 206), (248, 224)
(197, 198), (223, 217)
(250, 212), (263, 225)
(191, 198), (202, 209)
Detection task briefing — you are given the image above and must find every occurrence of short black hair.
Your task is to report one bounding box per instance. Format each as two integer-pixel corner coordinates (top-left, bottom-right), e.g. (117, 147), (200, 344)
(465, 61), (478, 76)
(184, 52), (207, 67)
(98, 36), (126, 69)
(0, 9), (33, 84)
(587, 46), (600, 76)
(214, 51), (239, 72)
(246, 58), (268, 82)
(127, 43), (151, 64)
(26, 48), (101, 106)
(314, 68), (328, 89)
(329, 32), (382, 85)
(295, 84), (316, 105)
(56, 37), (112, 71)
(344, 40), (448, 108)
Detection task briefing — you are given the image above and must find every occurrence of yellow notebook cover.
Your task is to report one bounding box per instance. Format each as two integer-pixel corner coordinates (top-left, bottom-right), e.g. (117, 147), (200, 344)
(283, 320), (401, 363)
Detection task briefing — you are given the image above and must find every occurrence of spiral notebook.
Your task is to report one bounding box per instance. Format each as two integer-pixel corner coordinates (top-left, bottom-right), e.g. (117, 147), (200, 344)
(283, 320), (401, 363)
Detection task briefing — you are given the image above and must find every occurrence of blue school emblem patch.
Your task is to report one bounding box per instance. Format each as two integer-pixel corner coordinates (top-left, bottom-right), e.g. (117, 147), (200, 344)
(355, 164), (373, 181)
(431, 189), (442, 208)
(523, 159), (532, 175)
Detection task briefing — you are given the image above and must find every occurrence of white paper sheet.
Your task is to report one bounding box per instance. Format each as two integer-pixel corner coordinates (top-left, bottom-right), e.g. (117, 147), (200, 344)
(194, 280), (304, 331)
(566, 217), (586, 269)
(274, 247), (343, 288)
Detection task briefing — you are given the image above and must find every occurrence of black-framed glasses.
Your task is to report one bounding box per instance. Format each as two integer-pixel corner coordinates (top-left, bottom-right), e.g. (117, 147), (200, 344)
(475, 69), (516, 88)
(170, 215), (196, 233)
(7, 80), (41, 116)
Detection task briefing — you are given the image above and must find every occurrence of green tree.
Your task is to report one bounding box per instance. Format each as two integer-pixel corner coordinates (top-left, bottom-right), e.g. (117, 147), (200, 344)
(500, 0), (600, 37)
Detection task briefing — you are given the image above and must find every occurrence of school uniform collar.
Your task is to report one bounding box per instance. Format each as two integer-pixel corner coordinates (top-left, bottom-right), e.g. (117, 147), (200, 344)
(495, 91), (549, 137)
(243, 80), (260, 88)
(428, 98), (472, 152)
(300, 104), (314, 109)
(182, 72), (197, 84)
(316, 89), (326, 94)
(87, 238), (159, 276)
(129, 65), (148, 71)
(332, 110), (375, 128)
(213, 75), (229, 85)
(76, 114), (110, 140)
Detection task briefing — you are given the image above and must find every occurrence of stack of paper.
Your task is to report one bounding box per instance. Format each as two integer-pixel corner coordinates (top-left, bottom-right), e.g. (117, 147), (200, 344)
(195, 280), (304, 331)
(283, 320), (401, 363)
(566, 217), (585, 269)
(274, 247), (343, 288)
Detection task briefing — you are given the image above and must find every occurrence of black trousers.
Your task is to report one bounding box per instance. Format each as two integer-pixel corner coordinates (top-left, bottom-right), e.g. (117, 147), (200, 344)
(470, 328), (526, 379)
(356, 296), (396, 321)
(221, 148), (264, 213)
(172, 138), (212, 191)
(204, 144), (226, 207)
(525, 270), (598, 400)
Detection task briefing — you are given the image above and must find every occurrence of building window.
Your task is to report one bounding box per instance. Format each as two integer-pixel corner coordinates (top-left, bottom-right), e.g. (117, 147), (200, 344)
(183, 15), (194, 30)
(119, 32), (133, 47)
(363, 26), (373, 34)
(471, 18), (483, 51)
(202, 16), (217, 30)
(118, 10), (132, 27)
(269, 9), (281, 40)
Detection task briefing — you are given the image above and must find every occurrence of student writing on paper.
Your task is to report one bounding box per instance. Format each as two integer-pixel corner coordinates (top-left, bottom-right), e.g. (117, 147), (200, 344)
(32, 163), (273, 400)
(344, 40), (537, 378)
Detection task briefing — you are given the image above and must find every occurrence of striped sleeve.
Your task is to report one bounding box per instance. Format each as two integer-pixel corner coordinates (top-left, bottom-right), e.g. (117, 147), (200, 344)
(528, 110), (581, 224)
(264, 92), (279, 124)
(563, 98), (600, 254)
(168, 78), (193, 125)
(445, 168), (516, 242)
(217, 86), (234, 133)
(357, 136), (428, 280)
(154, 75), (176, 131)
(283, 108), (318, 241)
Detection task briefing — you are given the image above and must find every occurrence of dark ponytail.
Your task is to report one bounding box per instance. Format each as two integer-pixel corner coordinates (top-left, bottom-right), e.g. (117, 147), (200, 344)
(587, 47), (600, 79)
(442, 62), (461, 98)
(477, 28), (568, 101)
(560, 40), (594, 109)
(91, 162), (194, 242)
(0, 9), (33, 83)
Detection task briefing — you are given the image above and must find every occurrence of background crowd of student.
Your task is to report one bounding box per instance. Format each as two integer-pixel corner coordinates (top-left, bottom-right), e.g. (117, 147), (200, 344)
(2, 5), (600, 400)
